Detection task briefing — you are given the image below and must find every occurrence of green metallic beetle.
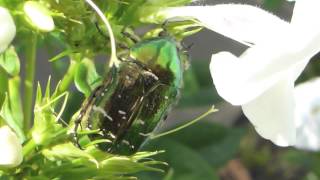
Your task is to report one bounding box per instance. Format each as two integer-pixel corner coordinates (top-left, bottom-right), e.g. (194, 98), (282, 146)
(73, 35), (184, 155)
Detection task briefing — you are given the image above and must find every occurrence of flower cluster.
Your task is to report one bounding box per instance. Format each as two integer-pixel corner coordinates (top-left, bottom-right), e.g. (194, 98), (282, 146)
(0, 2), (56, 168)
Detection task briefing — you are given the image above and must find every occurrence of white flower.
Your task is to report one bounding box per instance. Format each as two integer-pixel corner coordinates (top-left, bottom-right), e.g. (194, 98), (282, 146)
(23, 1), (55, 32)
(0, 126), (23, 167)
(294, 78), (320, 151)
(0, 7), (16, 53)
(160, 0), (320, 148)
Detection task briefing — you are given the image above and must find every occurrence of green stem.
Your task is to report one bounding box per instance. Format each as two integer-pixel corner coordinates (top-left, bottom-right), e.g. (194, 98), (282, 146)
(22, 139), (36, 157)
(84, 0), (119, 68)
(150, 106), (218, 139)
(23, 33), (37, 132)
(56, 59), (78, 96)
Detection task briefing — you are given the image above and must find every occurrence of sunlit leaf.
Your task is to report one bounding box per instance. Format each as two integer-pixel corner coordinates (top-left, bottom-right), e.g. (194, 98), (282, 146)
(0, 46), (20, 76)
(8, 77), (24, 132)
(0, 95), (25, 142)
(74, 58), (102, 97)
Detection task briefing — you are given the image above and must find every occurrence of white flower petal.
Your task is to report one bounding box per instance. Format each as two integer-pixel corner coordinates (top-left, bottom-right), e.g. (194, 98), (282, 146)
(290, 0), (320, 55)
(294, 78), (320, 151)
(163, 4), (289, 45)
(242, 79), (295, 146)
(0, 7), (16, 53)
(291, 0), (320, 29)
(0, 126), (23, 167)
(205, 1), (320, 148)
(210, 35), (311, 105)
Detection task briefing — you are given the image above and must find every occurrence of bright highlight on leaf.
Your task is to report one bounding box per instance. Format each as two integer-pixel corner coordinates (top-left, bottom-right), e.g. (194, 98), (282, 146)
(23, 1), (55, 32)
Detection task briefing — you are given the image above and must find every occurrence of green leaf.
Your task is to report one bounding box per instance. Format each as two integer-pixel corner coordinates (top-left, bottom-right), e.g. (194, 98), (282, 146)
(42, 143), (97, 163)
(0, 69), (8, 106)
(0, 46), (20, 76)
(45, 76), (52, 99)
(0, 95), (25, 142)
(8, 77), (24, 132)
(35, 82), (43, 106)
(49, 50), (73, 62)
(32, 78), (67, 145)
(74, 58), (102, 97)
(101, 156), (163, 174)
(41, 145), (165, 180)
(75, 62), (91, 96)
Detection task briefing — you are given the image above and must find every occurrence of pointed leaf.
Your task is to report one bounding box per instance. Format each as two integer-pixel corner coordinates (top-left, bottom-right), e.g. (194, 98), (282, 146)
(35, 82), (43, 106)
(45, 76), (52, 99)
(49, 50), (73, 62)
(0, 95), (25, 142)
(8, 77), (24, 130)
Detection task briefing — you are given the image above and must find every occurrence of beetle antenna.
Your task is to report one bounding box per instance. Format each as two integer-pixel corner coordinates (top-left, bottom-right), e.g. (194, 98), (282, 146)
(84, 0), (120, 68)
(149, 105), (218, 139)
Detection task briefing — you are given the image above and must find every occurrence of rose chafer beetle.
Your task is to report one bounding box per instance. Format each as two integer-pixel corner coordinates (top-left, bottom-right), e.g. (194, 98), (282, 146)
(73, 35), (185, 155)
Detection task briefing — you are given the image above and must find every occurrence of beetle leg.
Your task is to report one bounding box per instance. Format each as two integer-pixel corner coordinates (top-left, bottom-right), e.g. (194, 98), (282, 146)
(72, 87), (101, 150)
(72, 66), (118, 149)
(121, 27), (140, 43)
(95, 21), (108, 39)
(72, 117), (84, 149)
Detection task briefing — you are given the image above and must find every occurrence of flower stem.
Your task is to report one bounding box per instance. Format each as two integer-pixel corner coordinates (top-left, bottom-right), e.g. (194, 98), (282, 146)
(22, 139), (36, 157)
(150, 106), (218, 139)
(23, 33), (37, 132)
(84, 0), (119, 68)
(56, 58), (78, 96)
